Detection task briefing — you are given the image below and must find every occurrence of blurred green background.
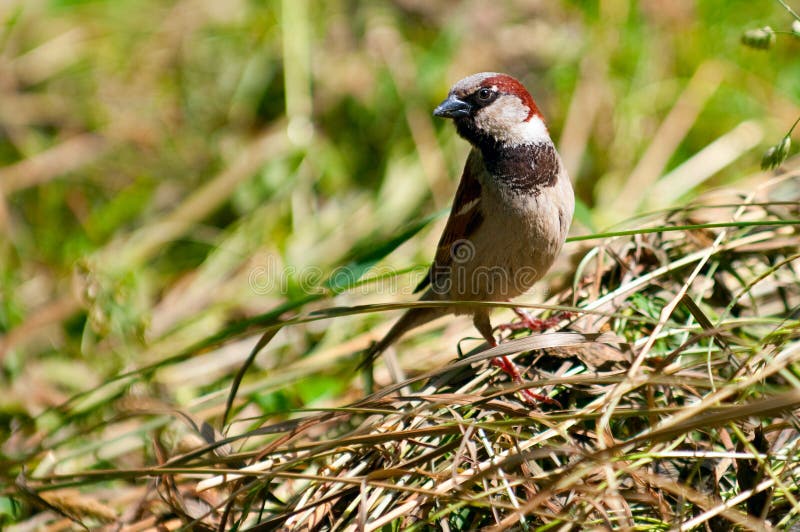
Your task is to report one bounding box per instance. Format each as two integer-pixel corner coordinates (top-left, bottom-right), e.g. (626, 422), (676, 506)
(0, 0), (798, 419)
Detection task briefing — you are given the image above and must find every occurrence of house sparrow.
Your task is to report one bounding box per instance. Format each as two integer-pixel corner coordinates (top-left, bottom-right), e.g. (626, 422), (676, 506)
(365, 72), (574, 402)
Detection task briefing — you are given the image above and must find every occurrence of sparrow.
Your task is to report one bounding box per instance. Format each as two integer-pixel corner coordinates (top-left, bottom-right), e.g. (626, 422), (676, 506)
(365, 72), (574, 401)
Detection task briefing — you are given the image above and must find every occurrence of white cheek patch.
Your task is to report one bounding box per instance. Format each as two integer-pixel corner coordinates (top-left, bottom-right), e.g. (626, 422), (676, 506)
(473, 95), (550, 146)
(473, 95), (526, 136)
(511, 116), (550, 146)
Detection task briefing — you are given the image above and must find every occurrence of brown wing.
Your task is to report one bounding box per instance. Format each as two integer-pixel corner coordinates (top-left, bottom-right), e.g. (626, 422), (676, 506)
(415, 149), (485, 293)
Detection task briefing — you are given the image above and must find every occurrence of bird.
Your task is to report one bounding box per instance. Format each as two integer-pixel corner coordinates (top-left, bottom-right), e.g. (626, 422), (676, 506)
(365, 72), (574, 402)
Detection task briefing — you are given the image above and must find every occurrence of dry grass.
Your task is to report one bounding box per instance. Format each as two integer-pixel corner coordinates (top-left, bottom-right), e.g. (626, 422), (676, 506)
(10, 167), (800, 530)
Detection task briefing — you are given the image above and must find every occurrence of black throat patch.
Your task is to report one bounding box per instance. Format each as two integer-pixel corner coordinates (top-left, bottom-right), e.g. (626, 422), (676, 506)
(483, 142), (559, 194)
(454, 119), (559, 194)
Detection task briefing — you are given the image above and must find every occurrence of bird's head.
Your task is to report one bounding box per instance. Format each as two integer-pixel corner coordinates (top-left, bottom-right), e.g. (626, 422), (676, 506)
(433, 72), (549, 149)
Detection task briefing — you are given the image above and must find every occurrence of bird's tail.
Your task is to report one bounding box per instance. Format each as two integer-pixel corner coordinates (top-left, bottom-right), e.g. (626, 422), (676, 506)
(360, 306), (448, 369)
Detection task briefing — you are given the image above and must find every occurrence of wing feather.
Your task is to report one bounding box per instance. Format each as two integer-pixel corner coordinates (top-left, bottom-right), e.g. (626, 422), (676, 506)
(414, 149), (485, 293)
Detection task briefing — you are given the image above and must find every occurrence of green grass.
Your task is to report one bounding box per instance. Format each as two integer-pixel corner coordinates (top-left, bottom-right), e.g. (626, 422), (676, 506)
(1, 0), (800, 529)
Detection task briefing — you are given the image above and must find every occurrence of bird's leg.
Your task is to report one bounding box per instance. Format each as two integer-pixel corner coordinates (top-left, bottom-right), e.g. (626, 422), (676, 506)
(497, 308), (573, 333)
(472, 312), (518, 377)
(472, 312), (556, 406)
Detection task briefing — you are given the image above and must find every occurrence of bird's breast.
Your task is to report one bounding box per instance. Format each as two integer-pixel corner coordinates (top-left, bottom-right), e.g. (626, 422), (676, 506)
(447, 168), (573, 304)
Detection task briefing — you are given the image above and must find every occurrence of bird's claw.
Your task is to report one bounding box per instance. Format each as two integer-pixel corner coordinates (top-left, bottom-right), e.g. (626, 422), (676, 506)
(490, 355), (559, 407)
(519, 388), (561, 407)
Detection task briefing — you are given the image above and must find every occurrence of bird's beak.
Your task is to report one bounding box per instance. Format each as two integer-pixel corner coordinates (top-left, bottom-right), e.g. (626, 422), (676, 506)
(433, 95), (472, 118)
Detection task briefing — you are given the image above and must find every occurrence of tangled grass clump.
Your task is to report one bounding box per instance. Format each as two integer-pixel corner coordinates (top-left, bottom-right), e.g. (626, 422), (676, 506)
(12, 170), (800, 530)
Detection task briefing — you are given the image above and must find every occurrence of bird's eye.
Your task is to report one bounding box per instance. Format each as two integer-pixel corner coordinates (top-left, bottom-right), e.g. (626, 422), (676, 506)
(476, 88), (493, 101)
